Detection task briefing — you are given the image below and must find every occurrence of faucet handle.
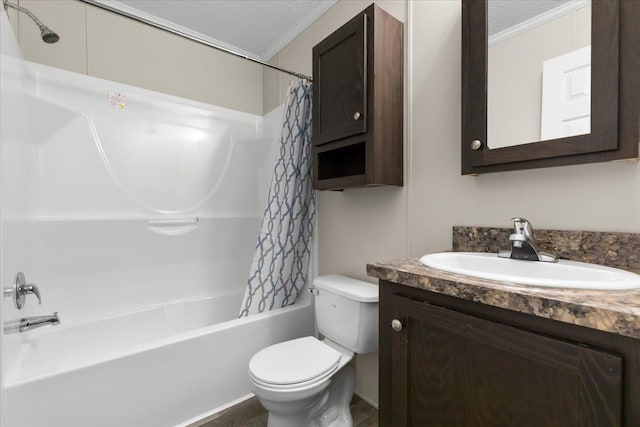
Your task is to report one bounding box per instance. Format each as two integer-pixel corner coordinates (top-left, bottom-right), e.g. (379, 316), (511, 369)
(511, 217), (533, 237)
(23, 284), (42, 305)
(8, 272), (42, 309)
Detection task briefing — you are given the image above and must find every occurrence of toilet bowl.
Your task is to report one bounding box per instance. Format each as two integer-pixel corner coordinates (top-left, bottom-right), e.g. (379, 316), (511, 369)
(248, 275), (378, 427)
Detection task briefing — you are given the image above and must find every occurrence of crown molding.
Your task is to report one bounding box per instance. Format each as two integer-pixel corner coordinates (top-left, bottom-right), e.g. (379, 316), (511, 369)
(489, 0), (590, 47)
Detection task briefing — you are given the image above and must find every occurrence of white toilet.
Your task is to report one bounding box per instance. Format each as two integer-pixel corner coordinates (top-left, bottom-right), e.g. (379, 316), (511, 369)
(248, 275), (378, 427)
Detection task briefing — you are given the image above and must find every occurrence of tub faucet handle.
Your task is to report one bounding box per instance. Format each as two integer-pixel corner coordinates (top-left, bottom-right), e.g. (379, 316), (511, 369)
(5, 272), (42, 309)
(23, 283), (42, 304)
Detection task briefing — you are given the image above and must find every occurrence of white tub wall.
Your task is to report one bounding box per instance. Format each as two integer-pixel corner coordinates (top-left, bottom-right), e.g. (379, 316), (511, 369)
(1, 62), (283, 326)
(11, 0), (264, 115)
(4, 217), (260, 323)
(1, 7), (33, 425)
(24, 64), (265, 217)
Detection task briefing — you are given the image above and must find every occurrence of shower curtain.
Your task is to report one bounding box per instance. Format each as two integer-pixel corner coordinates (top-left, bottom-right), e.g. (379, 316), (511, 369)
(239, 80), (315, 317)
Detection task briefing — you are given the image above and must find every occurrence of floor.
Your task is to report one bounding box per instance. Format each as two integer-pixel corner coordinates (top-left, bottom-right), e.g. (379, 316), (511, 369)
(198, 394), (378, 427)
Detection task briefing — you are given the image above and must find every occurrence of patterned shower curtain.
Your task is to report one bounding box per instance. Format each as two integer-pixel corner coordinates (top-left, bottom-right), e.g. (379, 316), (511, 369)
(239, 80), (315, 317)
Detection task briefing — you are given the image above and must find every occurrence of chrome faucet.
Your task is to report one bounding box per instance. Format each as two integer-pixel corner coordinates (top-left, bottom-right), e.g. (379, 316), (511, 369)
(498, 217), (557, 262)
(4, 312), (60, 334)
(3, 272), (42, 309)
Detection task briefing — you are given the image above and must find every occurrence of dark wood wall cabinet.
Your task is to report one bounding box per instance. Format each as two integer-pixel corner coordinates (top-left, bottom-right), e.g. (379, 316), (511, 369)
(379, 281), (640, 427)
(462, 0), (640, 175)
(312, 4), (403, 190)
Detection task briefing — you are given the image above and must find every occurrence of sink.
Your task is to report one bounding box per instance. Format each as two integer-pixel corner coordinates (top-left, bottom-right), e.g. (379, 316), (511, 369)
(420, 252), (640, 290)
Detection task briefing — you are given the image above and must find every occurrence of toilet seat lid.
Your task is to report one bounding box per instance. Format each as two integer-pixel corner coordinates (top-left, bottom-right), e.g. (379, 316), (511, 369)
(249, 336), (341, 386)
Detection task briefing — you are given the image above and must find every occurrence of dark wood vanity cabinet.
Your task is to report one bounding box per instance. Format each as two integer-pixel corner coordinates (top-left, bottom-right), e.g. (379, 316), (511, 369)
(379, 281), (640, 427)
(312, 4), (403, 190)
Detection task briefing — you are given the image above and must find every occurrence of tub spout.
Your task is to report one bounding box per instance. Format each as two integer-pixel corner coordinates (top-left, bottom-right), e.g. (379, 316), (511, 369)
(4, 312), (60, 334)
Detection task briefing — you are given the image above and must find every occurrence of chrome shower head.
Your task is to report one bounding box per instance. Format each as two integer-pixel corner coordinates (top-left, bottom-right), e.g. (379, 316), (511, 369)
(3, 0), (60, 44)
(40, 26), (59, 44)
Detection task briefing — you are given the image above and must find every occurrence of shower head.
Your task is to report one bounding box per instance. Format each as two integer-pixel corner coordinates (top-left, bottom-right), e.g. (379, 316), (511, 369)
(3, 0), (60, 44)
(40, 26), (59, 44)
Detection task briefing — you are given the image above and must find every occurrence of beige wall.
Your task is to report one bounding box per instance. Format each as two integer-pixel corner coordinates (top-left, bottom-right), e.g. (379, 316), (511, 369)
(8, 0), (263, 114)
(488, 5), (591, 148)
(273, 0), (640, 407)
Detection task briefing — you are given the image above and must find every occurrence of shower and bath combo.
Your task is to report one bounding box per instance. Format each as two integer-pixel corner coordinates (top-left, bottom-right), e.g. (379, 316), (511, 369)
(3, 0), (59, 43)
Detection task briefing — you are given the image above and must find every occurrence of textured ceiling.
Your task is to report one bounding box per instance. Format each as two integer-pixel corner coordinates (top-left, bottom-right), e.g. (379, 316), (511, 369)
(488, 0), (573, 35)
(109, 0), (336, 60)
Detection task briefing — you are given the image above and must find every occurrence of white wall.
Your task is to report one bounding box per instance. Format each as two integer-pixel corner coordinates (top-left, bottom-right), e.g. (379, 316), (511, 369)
(272, 0), (640, 406)
(0, 8), (32, 425)
(10, 0), (264, 115)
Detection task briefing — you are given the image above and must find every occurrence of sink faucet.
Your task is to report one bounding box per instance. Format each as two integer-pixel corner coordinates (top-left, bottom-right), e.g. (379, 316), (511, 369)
(498, 217), (557, 262)
(4, 312), (60, 334)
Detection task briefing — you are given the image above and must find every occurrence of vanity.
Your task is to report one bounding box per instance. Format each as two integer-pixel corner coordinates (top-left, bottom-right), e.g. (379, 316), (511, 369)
(369, 227), (640, 427)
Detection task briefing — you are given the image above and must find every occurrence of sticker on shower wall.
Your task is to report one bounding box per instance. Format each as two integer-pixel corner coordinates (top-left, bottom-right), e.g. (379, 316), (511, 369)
(108, 91), (126, 109)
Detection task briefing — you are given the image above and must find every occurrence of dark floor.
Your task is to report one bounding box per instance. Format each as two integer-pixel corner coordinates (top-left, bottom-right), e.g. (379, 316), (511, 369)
(198, 394), (377, 427)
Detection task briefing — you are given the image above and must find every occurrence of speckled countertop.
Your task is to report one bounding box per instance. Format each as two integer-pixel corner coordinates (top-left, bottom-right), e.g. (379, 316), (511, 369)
(367, 257), (640, 340)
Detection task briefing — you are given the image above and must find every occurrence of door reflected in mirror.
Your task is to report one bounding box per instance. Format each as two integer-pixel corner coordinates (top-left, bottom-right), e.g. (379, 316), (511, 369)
(487, 0), (591, 149)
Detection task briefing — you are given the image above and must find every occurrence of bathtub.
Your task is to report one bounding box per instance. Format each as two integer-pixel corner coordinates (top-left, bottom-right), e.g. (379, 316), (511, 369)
(3, 291), (314, 427)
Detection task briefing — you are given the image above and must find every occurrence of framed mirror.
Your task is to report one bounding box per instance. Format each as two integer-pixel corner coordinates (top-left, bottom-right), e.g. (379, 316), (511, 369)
(462, 0), (639, 175)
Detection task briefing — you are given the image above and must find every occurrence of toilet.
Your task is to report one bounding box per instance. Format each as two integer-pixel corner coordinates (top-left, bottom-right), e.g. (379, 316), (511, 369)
(248, 275), (379, 427)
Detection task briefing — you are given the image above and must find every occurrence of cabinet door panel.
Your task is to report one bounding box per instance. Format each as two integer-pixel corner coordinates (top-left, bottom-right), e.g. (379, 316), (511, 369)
(312, 14), (366, 146)
(389, 295), (622, 427)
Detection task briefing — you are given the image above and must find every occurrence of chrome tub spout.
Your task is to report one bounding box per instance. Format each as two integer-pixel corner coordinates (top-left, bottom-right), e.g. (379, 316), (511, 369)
(4, 312), (60, 334)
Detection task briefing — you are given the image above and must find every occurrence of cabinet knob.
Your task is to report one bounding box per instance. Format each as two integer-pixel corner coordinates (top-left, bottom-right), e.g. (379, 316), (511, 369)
(391, 319), (403, 332)
(353, 111), (361, 120)
(471, 139), (483, 150)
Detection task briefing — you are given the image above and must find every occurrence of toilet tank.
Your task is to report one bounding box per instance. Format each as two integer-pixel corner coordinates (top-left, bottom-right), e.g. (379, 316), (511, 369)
(313, 275), (378, 354)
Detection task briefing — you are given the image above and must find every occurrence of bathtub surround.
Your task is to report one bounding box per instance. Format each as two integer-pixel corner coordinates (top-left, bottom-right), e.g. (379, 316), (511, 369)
(240, 80), (315, 317)
(0, 9), (315, 425)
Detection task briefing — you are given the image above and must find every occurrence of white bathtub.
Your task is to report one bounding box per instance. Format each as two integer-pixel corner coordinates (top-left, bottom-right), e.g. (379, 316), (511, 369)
(3, 292), (314, 427)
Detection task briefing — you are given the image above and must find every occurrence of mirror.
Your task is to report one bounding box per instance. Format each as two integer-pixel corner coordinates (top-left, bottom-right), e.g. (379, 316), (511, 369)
(461, 0), (639, 175)
(488, 1), (591, 149)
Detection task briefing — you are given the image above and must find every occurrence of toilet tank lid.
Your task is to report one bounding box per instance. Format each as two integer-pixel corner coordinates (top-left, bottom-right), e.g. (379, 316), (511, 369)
(313, 275), (378, 302)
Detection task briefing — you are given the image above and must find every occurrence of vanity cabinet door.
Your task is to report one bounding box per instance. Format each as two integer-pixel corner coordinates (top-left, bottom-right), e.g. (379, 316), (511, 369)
(384, 294), (622, 427)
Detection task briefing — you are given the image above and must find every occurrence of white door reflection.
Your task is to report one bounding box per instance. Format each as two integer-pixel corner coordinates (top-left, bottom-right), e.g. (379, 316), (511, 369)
(487, 0), (591, 149)
(541, 46), (591, 140)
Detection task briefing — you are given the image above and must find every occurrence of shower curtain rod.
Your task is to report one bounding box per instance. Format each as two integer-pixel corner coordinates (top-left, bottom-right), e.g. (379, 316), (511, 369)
(79, 0), (313, 82)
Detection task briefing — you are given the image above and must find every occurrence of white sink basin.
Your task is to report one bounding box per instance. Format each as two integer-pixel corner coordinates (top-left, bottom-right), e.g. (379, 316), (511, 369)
(420, 252), (640, 290)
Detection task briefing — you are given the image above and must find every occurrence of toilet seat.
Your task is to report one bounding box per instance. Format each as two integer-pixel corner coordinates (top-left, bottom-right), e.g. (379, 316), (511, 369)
(249, 336), (343, 389)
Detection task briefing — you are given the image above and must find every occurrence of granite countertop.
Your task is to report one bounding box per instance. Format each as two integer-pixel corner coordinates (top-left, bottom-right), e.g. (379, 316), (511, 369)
(367, 257), (640, 340)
